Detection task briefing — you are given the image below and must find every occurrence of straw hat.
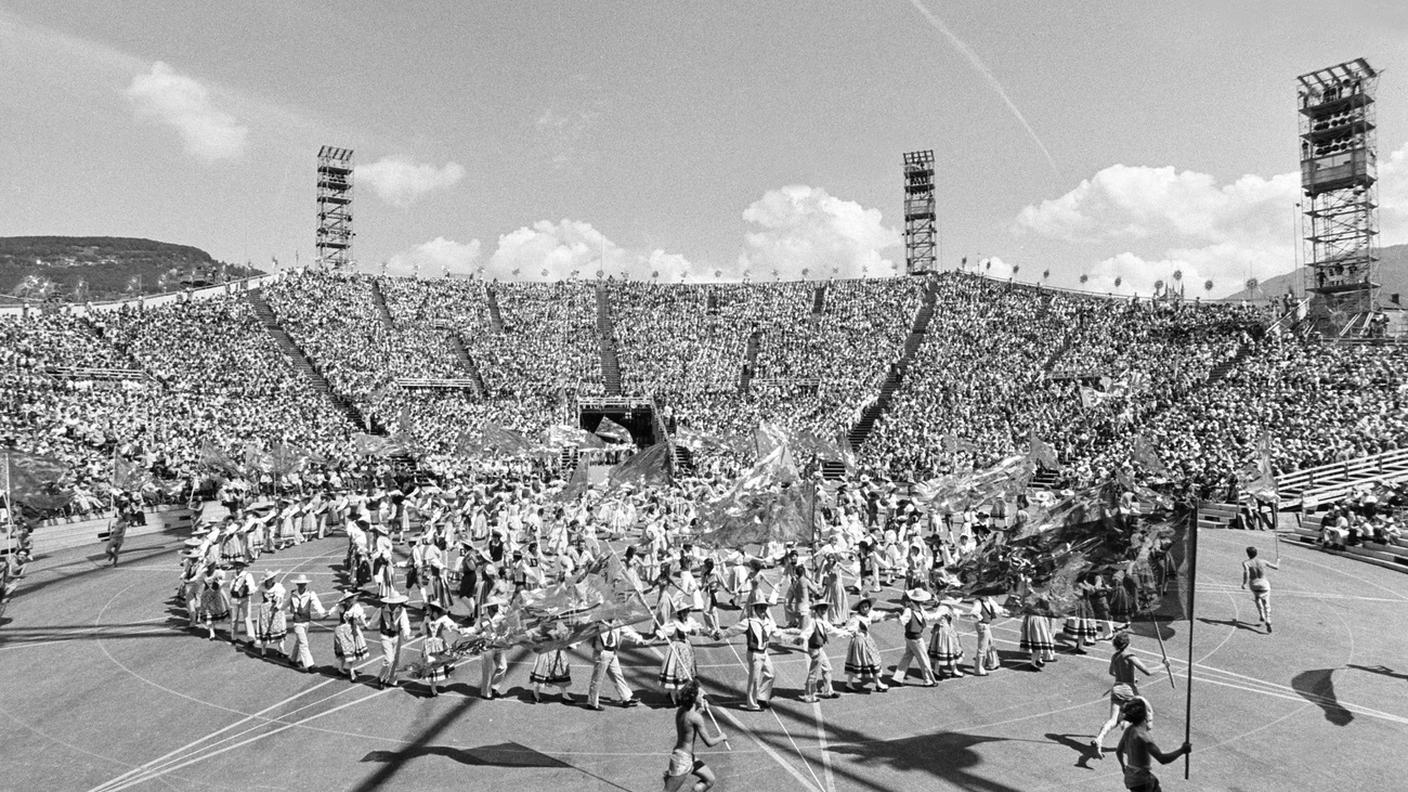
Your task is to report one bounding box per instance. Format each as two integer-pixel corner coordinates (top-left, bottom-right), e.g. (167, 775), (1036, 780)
(292, 574), (311, 586)
(381, 591), (409, 605)
(261, 569), (281, 583)
(904, 588), (932, 604)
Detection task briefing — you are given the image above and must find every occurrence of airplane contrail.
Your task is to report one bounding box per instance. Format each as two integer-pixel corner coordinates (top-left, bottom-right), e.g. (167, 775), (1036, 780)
(907, 0), (1061, 176)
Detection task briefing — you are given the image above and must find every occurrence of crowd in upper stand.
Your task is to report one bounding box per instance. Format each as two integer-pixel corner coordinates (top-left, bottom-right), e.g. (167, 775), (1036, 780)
(3, 268), (1405, 514)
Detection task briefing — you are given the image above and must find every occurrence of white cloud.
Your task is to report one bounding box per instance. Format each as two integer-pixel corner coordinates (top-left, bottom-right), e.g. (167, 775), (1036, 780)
(738, 185), (901, 279)
(385, 237), (481, 277)
(1013, 141), (1408, 297)
(356, 156), (465, 208)
(126, 61), (247, 161)
(1379, 141), (1408, 246)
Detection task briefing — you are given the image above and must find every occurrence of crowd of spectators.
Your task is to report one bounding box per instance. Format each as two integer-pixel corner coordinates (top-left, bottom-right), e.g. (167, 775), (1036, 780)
(4, 267), (1405, 523)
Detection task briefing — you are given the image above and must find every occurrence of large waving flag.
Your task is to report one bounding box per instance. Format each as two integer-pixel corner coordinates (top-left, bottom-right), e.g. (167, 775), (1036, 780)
(1237, 433), (1279, 503)
(112, 452), (152, 492)
(1028, 432), (1059, 469)
(606, 443), (672, 491)
(543, 424), (605, 450)
(593, 417), (632, 444)
(199, 441), (242, 477)
(3, 448), (73, 511)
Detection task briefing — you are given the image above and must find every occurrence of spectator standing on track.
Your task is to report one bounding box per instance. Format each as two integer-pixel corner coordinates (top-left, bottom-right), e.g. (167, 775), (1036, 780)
(1241, 546), (1279, 633)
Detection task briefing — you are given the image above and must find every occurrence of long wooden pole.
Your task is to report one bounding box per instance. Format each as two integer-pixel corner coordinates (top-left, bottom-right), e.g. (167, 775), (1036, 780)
(1183, 512), (1199, 780)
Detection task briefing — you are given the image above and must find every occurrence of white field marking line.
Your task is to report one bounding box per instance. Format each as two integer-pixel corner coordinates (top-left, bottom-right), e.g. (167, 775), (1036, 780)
(1194, 589), (1241, 666)
(1199, 584), (1404, 603)
(721, 638), (827, 792)
(100, 686), (397, 792)
(641, 641), (823, 792)
(983, 624), (1408, 727)
(1201, 528), (1408, 602)
(91, 666), (392, 792)
(86, 574), (410, 791)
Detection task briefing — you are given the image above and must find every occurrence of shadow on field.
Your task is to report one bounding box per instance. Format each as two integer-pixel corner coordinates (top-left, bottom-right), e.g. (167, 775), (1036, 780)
(362, 741), (568, 768)
(1346, 663), (1408, 682)
(1290, 668), (1353, 726)
(829, 731), (1027, 792)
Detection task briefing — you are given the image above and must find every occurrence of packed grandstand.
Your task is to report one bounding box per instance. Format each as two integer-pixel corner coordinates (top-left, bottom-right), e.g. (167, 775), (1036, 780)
(3, 267), (1404, 519)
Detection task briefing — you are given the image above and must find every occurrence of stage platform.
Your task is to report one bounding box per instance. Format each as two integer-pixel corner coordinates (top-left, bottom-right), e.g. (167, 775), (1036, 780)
(2, 528), (1406, 791)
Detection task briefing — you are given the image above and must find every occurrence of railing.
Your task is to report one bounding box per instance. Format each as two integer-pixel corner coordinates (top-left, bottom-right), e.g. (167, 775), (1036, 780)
(43, 366), (149, 381)
(392, 378), (479, 389)
(1278, 448), (1408, 501)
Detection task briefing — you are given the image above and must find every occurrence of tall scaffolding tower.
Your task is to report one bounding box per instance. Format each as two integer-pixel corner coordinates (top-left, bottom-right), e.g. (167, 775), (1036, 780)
(903, 150), (937, 275)
(1298, 59), (1379, 330)
(316, 146), (354, 269)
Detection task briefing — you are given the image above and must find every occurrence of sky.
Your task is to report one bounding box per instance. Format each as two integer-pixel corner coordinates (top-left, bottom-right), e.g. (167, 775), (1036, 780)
(3, 1), (1407, 296)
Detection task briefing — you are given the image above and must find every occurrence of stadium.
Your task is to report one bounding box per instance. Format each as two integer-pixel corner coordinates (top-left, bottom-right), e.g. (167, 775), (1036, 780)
(3, 5), (1408, 792)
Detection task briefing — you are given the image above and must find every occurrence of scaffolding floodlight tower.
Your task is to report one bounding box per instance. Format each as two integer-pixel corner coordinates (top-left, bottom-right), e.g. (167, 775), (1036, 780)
(316, 146), (354, 269)
(903, 150), (937, 275)
(1298, 59), (1379, 330)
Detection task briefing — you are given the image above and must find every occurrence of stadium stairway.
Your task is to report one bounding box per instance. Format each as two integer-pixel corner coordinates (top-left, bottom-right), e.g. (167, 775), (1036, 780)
(845, 276), (940, 452)
(1040, 333), (1073, 375)
(370, 279), (396, 328)
(593, 282), (622, 395)
(486, 286), (505, 332)
(447, 332), (488, 397)
(246, 290), (375, 432)
(812, 283), (827, 314)
(739, 329), (762, 394)
(1206, 341), (1252, 384)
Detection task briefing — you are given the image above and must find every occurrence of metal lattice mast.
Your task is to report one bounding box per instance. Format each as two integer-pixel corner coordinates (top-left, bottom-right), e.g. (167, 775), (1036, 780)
(903, 150), (936, 275)
(1297, 59), (1379, 327)
(316, 146), (355, 270)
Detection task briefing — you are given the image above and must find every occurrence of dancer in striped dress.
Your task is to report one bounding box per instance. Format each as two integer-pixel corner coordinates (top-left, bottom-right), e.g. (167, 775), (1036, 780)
(255, 571), (288, 658)
(927, 601), (965, 678)
(419, 603), (460, 696)
(843, 598), (892, 692)
(331, 590), (369, 681)
(1020, 613), (1057, 670)
(656, 603), (703, 705)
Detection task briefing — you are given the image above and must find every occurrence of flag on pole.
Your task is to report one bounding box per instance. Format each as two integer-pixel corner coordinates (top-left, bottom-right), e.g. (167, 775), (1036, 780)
(1028, 432), (1059, 469)
(593, 417), (632, 444)
(3, 448), (73, 511)
(1132, 434), (1172, 478)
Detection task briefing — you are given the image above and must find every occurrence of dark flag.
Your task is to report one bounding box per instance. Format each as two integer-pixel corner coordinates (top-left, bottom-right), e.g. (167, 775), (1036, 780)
(3, 448), (73, 511)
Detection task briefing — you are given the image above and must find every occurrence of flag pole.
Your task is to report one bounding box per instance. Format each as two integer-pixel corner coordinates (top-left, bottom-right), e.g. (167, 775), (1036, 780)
(1154, 622), (1176, 689)
(3, 449), (13, 568)
(1183, 511), (1199, 780)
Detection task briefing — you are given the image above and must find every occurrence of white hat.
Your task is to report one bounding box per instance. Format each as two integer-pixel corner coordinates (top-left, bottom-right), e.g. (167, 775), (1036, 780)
(381, 591), (409, 605)
(292, 574), (310, 585)
(904, 588), (932, 603)
(261, 569), (280, 583)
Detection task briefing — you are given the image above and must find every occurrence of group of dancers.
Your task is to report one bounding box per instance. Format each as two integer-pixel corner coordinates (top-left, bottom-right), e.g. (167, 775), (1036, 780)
(151, 466), (1236, 791)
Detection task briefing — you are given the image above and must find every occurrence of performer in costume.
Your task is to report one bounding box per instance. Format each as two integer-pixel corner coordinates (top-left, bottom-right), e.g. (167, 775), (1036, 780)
(1114, 698), (1190, 790)
(970, 596), (1003, 676)
(419, 602), (461, 697)
(888, 588), (937, 687)
(662, 680), (727, 792)
(529, 647), (575, 704)
(331, 590), (369, 681)
(287, 574), (326, 671)
(1241, 545), (1279, 634)
(200, 564), (231, 641)
(227, 559), (256, 647)
(374, 591), (412, 689)
(797, 600), (849, 702)
(1093, 632), (1167, 758)
(585, 617), (647, 710)
(254, 570), (288, 658)
(478, 595), (509, 699)
(927, 599), (965, 679)
(843, 598), (891, 692)
(724, 601), (778, 710)
(1020, 612), (1057, 670)
(656, 601), (704, 705)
